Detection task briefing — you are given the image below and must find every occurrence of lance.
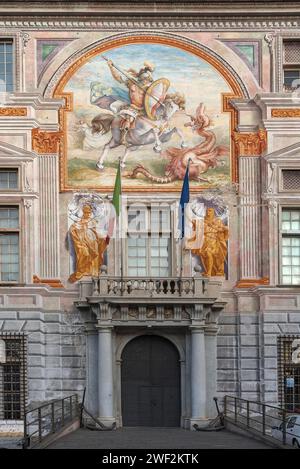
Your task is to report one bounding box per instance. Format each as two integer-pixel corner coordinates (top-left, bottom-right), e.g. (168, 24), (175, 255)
(101, 55), (166, 109)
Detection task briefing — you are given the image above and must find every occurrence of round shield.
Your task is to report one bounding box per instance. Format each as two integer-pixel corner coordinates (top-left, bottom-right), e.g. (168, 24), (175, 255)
(144, 78), (170, 120)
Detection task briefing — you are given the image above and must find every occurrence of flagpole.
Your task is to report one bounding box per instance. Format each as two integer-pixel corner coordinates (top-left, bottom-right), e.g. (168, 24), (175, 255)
(178, 158), (191, 297)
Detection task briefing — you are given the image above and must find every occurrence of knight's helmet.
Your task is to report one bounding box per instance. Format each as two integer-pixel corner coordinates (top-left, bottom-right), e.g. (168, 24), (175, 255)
(138, 61), (155, 83)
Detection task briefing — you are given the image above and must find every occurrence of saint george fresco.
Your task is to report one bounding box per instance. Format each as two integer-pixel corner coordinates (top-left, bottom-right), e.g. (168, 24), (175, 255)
(63, 42), (231, 190)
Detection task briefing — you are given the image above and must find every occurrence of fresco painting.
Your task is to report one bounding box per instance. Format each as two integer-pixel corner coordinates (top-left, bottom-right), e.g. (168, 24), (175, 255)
(185, 195), (229, 278)
(63, 42), (231, 190)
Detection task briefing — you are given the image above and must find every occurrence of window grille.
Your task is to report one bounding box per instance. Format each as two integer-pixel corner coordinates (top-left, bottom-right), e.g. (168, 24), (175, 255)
(284, 41), (300, 64)
(282, 170), (300, 191)
(0, 333), (27, 420)
(278, 335), (300, 412)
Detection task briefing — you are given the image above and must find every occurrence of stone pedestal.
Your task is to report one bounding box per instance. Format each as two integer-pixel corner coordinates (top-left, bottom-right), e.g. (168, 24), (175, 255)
(97, 326), (115, 425)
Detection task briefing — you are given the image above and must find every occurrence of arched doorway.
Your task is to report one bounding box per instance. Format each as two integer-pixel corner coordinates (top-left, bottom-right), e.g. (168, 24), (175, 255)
(121, 335), (181, 427)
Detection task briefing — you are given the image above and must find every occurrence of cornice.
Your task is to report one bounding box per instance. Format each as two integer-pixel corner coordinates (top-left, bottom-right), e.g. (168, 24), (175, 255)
(1, 18), (300, 30)
(1, 2), (300, 17)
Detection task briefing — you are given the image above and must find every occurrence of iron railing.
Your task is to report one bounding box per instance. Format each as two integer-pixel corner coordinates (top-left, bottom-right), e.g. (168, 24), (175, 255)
(224, 395), (300, 447)
(23, 394), (79, 448)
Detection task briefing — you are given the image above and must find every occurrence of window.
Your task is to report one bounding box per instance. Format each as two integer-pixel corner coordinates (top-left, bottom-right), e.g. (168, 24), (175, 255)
(0, 206), (19, 282)
(0, 333), (27, 420)
(126, 205), (171, 277)
(0, 40), (13, 92)
(282, 170), (300, 191)
(281, 209), (300, 285)
(283, 40), (300, 91)
(0, 169), (18, 190)
(278, 335), (300, 412)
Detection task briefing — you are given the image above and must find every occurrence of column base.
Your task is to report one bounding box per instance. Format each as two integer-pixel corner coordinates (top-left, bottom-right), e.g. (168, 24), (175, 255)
(189, 417), (210, 430)
(97, 416), (116, 427)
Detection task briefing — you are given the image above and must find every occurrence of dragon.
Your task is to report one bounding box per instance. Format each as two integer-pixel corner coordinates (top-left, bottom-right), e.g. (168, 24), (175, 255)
(129, 103), (229, 183)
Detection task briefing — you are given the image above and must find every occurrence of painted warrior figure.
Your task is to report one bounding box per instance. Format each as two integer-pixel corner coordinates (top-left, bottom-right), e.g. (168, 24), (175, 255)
(192, 208), (228, 277)
(68, 205), (108, 283)
(107, 60), (155, 143)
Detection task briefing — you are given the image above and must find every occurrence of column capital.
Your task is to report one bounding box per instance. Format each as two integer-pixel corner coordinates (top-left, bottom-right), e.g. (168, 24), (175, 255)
(204, 326), (219, 336)
(96, 325), (114, 332)
(189, 325), (206, 333)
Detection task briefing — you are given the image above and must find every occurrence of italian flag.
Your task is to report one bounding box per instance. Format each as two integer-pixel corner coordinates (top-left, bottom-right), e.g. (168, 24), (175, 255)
(108, 160), (122, 238)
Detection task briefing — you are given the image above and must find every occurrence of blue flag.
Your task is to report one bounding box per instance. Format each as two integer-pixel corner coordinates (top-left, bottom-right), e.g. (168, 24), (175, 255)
(179, 162), (190, 238)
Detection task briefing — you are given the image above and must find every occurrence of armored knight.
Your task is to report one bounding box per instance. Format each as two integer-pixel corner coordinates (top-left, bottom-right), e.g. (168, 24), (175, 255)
(107, 60), (155, 143)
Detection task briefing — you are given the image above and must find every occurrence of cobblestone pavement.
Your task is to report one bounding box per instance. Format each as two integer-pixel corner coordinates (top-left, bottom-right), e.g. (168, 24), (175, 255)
(48, 427), (271, 449)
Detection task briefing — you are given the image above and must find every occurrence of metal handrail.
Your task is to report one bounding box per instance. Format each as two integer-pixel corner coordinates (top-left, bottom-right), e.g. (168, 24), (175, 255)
(224, 395), (300, 447)
(23, 394), (79, 449)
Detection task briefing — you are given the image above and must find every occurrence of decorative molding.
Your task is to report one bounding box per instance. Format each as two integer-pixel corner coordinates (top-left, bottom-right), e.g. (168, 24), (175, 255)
(47, 31), (249, 99)
(235, 277), (269, 288)
(271, 108), (300, 118)
(219, 39), (261, 85)
(232, 129), (267, 157)
(1, 19), (300, 31)
(32, 128), (62, 154)
(264, 32), (275, 52)
(23, 198), (33, 209)
(20, 31), (30, 49)
(36, 39), (75, 85)
(33, 275), (64, 288)
(0, 107), (27, 116)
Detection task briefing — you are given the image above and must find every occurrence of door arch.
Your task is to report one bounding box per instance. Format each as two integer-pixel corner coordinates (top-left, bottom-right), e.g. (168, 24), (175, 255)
(121, 335), (181, 427)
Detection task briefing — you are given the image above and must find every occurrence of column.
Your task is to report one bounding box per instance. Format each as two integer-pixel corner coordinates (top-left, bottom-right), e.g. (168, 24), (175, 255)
(239, 156), (261, 279)
(97, 326), (115, 425)
(205, 326), (218, 418)
(190, 326), (206, 428)
(85, 329), (98, 416)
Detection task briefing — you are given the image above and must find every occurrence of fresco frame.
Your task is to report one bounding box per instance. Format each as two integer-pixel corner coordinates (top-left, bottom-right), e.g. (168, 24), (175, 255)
(53, 35), (245, 192)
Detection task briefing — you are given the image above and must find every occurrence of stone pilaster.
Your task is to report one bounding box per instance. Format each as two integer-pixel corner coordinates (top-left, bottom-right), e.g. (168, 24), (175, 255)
(190, 326), (206, 428)
(85, 329), (98, 416)
(97, 326), (115, 425)
(205, 325), (219, 418)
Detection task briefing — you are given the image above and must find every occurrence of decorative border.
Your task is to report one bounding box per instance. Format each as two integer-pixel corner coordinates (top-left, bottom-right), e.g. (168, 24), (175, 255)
(52, 33), (246, 192)
(33, 275), (64, 288)
(235, 277), (269, 288)
(1, 19), (300, 31)
(0, 107), (27, 116)
(271, 108), (300, 118)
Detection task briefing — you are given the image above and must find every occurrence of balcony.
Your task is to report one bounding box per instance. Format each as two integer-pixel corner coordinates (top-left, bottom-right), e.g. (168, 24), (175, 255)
(76, 275), (226, 326)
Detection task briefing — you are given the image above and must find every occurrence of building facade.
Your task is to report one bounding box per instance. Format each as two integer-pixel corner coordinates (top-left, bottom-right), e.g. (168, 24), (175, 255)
(0, 0), (300, 432)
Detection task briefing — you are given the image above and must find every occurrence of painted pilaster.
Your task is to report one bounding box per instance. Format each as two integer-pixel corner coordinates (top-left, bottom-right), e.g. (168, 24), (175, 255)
(38, 154), (60, 278)
(97, 326), (115, 425)
(239, 156), (262, 279)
